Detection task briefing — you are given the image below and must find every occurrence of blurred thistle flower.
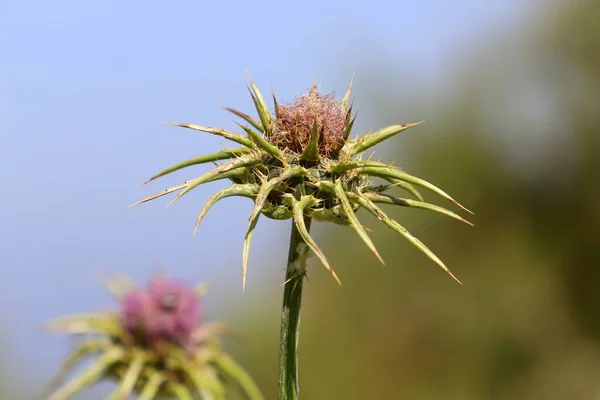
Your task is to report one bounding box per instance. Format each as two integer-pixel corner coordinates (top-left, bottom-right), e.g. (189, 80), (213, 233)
(132, 75), (473, 288)
(121, 274), (201, 352)
(43, 274), (263, 400)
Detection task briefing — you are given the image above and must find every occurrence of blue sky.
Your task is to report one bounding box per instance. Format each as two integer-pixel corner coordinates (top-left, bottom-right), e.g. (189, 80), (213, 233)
(0, 0), (530, 388)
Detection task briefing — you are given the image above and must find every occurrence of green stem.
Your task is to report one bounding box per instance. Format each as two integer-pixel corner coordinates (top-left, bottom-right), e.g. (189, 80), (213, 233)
(278, 216), (312, 400)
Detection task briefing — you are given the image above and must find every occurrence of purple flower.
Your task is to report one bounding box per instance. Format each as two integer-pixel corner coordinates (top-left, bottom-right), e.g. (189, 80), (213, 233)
(121, 274), (201, 346)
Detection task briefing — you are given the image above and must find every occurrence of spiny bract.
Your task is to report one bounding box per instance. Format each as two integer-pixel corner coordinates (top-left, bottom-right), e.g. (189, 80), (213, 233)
(43, 274), (263, 400)
(133, 75), (473, 289)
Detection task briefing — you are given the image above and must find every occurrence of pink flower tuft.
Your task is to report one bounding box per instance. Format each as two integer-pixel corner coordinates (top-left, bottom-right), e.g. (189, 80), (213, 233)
(272, 85), (347, 156)
(121, 274), (201, 347)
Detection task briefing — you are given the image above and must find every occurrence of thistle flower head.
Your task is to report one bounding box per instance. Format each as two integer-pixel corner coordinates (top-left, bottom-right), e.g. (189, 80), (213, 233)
(133, 74), (473, 289)
(272, 85), (346, 156)
(121, 274), (201, 348)
(43, 274), (263, 400)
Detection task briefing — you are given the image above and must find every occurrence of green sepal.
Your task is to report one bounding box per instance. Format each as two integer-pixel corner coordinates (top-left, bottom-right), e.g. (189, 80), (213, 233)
(365, 180), (424, 201)
(310, 206), (351, 225)
(354, 163), (472, 214)
(169, 348), (226, 400)
(241, 211), (262, 291)
(292, 195), (340, 284)
(309, 183), (359, 224)
(271, 87), (280, 115)
(334, 106), (356, 155)
(319, 181), (384, 264)
(261, 203), (293, 220)
(167, 123), (255, 149)
(192, 369), (226, 400)
(221, 106), (264, 133)
(363, 192), (473, 226)
(107, 351), (146, 400)
(242, 167), (307, 289)
(329, 159), (385, 175)
(245, 74), (273, 133)
(340, 74), (355, 112)
(300, 120), (321, 163)
(130, 168), (249, 207)
(167, 155), (261, 207)
(164, 382), (194, 400)
(214, 353), (265, 400)
(350, 122), (424, 156)
(45, 314), (123, 337)
(348, 193), (462, 284)
(142, 148), (252, 185)
(42, 340), (111, 399)
(138, 370), (164, 400)
(193, 183), (260, 235)
(50, 346), (124, 400)
(99, 273), (137, 301)
(236, 122), (284, 161)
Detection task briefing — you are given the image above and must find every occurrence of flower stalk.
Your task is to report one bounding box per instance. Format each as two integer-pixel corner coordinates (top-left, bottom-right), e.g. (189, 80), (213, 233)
(278, 216), (312, 400)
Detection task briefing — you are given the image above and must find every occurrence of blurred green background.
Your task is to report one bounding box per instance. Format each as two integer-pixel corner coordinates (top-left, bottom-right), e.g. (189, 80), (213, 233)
(2, 0), (600, 399)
